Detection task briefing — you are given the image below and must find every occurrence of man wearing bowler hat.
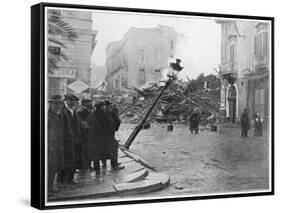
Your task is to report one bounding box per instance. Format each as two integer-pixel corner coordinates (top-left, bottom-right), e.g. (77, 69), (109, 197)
(61, 94), (83, 184)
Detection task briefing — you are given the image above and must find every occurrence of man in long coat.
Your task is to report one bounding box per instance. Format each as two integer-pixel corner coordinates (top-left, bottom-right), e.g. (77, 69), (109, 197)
(104, 101), (123, 170)
(78, 99), (92, 170)
(240, 108), (250, 137)
(48, 95), (64, 193)
(189, 110), (200, 134)
(61, 94), (83, 184)
(88, 101), (124, 175)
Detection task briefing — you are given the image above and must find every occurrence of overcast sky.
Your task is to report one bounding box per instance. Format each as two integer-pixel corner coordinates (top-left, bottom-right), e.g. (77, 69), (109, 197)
(91, 10), (221, 80)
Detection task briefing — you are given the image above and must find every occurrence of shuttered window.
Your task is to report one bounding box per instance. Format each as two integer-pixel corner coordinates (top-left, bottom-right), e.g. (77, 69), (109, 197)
(254, 32), (268, 56)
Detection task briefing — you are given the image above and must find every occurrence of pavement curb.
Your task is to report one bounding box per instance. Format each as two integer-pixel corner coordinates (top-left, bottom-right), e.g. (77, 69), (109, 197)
(49, 148), (170, 202)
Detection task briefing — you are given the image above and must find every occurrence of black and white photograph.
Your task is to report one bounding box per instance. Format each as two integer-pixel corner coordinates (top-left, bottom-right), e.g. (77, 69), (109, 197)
(31, 2), (273, 209)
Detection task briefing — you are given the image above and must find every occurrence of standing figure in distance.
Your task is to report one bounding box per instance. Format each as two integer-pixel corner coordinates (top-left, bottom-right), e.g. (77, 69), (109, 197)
(240, 108), (250, 137)
(189, 109), (200, 134)
(254, 112), (263, 136)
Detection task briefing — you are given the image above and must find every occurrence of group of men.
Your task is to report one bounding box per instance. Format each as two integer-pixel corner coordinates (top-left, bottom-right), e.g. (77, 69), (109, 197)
(48, 94), (124, 194)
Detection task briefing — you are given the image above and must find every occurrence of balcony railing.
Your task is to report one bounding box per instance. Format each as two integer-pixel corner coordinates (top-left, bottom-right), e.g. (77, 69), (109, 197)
(221, 61), (238, 75)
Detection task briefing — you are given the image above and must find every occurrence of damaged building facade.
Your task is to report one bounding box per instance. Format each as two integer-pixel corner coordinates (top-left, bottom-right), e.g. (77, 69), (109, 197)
(105, 25), (177, 91)
(217, 20), (271, 123)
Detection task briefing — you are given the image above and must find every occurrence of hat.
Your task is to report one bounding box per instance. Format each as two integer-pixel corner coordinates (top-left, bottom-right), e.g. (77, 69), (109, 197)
(82, 99), (92, 105)
(49, 94), (63, 103)
(64, 94), (79, 101)
(94, 101), (104, 107)
(176, 59), (182, 63)
(104, 100), (112, 106)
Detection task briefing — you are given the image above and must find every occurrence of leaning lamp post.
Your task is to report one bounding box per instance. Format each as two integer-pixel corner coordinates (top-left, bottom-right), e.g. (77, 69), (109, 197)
(123, 59), (184, 149)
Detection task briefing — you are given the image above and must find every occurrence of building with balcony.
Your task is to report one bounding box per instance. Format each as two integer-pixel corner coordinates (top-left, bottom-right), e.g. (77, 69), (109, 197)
(48, 9), (97, 98)
(217, 20), (270, 122)
(105, 25), (177, 91)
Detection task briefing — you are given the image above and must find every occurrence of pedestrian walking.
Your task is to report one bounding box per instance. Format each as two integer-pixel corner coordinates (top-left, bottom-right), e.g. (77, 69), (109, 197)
(48, 95), (64, 193)
(240, 108), (250, 137)
(61, 94), (82, 184)
(78, 99), (93, 171)
(254, 113), (263, 136)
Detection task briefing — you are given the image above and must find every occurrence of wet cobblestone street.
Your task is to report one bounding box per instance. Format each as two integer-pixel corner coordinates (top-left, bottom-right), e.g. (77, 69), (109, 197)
(116, 123), (270, 198)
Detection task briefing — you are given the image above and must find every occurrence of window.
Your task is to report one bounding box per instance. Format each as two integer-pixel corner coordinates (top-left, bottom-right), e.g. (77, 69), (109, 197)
(115, 78), (120, 89)
(230, 44), (235, 62)
(139, 68), (145, 84)
(155, 69), (161, 81)
(255, 32), (268, 56)
(139, 49), (145, 64)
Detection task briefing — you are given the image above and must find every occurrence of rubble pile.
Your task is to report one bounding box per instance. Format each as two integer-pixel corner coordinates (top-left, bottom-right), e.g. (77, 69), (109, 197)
(119, 74), (221, 124)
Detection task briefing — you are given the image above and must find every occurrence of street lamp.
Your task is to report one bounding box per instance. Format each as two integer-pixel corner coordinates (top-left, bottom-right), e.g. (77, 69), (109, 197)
(167, 59), (184, 80)
(123, 58), (184, 149)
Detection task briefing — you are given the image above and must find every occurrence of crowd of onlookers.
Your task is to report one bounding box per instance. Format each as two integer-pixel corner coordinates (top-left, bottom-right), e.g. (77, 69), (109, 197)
(48, 94), (124, 194)
(47, 93), (264, 194)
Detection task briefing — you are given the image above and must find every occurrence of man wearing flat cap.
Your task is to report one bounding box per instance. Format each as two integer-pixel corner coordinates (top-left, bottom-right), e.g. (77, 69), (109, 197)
(61, 94), (83, 184)
(48, 95), (64, 192)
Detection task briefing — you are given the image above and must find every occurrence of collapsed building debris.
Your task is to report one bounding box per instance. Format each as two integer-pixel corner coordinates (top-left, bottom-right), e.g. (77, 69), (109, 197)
(89, 74), (220, 125)
(118, 74), (221, 125)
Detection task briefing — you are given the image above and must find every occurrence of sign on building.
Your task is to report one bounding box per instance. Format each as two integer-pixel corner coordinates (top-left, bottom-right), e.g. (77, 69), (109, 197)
(49, 68), (77, 79)
(67, 80), (89, 94)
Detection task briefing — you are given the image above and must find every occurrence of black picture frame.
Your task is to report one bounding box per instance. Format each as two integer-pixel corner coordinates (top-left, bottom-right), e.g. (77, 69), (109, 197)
(31, 2), (274, 210)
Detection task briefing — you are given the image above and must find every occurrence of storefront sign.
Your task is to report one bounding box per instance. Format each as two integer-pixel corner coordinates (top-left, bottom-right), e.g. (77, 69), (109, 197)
(49, 68), (77, 79)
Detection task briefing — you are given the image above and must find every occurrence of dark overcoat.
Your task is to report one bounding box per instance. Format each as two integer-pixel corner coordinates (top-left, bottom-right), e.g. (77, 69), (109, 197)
(189, 113), (200, 130)
(62, 107), (83, 170)
(87, 109), (117, 161)
(48, 110), (64, 174)
(78, 107), (92, 122)
(240, 112), (250, 130)
(78, 107), (92, 168)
